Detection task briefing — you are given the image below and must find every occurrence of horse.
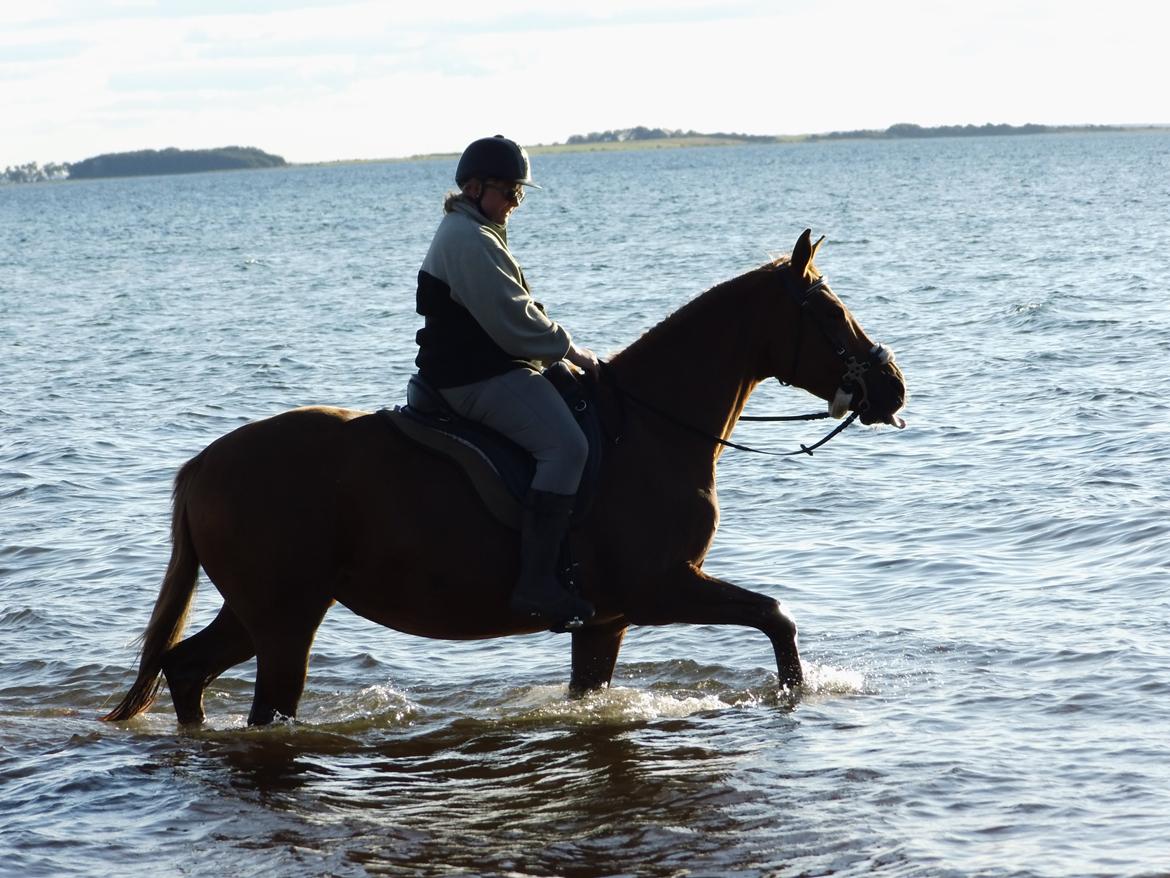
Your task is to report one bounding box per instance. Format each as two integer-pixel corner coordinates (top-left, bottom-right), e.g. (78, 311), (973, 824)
(103, 230), (907, 726)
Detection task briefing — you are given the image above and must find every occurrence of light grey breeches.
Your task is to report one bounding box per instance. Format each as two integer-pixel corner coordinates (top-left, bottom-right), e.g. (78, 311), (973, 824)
(439, 367), (588, 495)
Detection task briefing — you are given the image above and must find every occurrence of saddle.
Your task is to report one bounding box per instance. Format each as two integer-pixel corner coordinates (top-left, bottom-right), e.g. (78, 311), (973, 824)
(376, 362), (604, 529)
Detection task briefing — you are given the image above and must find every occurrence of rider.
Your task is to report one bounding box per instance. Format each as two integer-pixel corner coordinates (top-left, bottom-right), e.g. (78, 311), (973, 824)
(414, 135), (598, 630)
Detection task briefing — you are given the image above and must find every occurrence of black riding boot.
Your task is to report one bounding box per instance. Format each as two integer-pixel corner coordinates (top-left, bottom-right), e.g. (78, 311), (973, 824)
(510, 489), (595, 630)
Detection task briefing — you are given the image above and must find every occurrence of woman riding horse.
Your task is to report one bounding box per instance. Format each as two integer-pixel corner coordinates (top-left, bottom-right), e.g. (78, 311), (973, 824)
(414, 135), (599, 631)
(103, 226), (907, 727)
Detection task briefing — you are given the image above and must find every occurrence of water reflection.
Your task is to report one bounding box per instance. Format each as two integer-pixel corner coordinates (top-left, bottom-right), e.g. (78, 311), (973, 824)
(178, 711), (786, 876)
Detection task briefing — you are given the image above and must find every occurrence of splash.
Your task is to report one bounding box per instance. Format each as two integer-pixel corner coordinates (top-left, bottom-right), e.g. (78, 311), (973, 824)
(498, 684), (733, 725)
(100, 665), (867, 739)
(305, 683), (420, 729)
(493, 658), (871, 726)
(800, 661), (868, 697)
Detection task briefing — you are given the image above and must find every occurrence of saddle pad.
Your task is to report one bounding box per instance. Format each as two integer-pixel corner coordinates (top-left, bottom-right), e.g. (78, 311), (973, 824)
(377, 407), (524, 529)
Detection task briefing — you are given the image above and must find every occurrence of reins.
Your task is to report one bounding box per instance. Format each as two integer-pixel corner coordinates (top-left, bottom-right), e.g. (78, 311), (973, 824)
(599, 364), (859, 457)
(594, 269), (896, 458)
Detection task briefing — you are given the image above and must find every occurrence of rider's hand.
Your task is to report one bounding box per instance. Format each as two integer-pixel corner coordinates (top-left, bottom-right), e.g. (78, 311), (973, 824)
(566, 344), (601, 378)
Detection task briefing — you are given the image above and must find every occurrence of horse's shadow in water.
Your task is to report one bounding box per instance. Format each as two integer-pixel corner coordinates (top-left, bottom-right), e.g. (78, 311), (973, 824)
(105, 230), (908, 728)
(192, 711), (781, 842)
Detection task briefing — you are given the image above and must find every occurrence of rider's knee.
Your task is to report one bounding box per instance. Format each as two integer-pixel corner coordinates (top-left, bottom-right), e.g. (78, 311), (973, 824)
(565, 423), (589, 470)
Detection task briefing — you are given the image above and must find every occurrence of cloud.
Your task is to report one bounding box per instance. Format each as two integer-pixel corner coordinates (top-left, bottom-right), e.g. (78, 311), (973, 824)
(1, 0), (1166, 166)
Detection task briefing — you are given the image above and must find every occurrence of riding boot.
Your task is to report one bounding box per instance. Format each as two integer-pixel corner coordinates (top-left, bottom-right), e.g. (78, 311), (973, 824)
(510, 489), (595, 630)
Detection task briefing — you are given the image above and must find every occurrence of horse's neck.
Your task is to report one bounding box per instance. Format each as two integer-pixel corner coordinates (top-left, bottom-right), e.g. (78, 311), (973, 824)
(610, 277), (770, 451)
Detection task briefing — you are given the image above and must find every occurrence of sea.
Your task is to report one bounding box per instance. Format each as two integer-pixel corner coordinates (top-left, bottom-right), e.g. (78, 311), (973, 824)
(2, 131), (1168, 878)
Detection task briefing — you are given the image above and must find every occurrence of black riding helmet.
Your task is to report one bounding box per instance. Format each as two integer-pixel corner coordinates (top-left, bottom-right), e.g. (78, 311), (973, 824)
(455, 135), (540, 188)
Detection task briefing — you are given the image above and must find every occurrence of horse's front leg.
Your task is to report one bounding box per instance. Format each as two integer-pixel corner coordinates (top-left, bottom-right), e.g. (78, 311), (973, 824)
(570, 618), (628, 696)
(624, 562), (803, 691)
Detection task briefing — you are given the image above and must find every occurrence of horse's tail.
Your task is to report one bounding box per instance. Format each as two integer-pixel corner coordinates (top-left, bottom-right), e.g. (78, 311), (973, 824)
(103, 454), (203, 722)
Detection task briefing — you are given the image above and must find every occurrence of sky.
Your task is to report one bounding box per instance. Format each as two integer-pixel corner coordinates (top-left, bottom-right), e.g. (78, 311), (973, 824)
(2, 0), (1167, 167)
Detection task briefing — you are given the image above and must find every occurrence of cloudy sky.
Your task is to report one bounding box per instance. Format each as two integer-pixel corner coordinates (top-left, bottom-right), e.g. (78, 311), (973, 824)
(2, 0), (1166, 167)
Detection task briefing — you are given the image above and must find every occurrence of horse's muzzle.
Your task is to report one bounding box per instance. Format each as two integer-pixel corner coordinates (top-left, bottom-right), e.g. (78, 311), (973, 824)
(857, 357), (907, 428)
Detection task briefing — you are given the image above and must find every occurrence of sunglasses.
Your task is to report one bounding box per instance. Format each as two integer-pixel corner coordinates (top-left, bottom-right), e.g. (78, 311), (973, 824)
(483, 182), (525, 204)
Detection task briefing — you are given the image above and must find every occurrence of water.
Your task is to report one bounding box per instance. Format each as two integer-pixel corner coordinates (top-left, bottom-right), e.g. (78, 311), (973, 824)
(2, 132), (1169, 877)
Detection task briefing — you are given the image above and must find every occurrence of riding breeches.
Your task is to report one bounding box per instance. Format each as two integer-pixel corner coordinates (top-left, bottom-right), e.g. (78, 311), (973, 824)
(439, 367), (588, 495)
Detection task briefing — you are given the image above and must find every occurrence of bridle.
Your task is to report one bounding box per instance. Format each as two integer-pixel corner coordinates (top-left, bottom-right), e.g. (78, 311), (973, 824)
(774, 274), (897, 428)
(602, 271), (898, 457)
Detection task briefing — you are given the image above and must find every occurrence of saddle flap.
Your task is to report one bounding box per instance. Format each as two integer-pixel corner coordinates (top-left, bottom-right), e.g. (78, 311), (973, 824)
(380, 407), (526, 529)
(378, 367), (604, 530)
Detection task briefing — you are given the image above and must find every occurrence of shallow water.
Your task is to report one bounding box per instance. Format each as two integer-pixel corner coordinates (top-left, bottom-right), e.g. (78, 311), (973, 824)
(2, 133), (1170, 876)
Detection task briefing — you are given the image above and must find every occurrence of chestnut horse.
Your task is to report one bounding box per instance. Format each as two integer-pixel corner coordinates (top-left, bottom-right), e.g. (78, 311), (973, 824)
(104, 230), (906, 726)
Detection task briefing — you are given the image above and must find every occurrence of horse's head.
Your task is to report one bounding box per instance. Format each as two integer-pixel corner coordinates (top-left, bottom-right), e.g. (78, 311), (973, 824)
(765, 230), (907, 428)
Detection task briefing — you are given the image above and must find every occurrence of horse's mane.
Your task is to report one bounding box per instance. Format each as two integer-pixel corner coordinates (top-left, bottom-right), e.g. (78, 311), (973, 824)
(610, 256), (798, 366)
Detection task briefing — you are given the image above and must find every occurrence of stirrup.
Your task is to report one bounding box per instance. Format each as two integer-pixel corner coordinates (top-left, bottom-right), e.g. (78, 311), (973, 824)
(550, 614), (589, 634)
(510, 591), (594, 633)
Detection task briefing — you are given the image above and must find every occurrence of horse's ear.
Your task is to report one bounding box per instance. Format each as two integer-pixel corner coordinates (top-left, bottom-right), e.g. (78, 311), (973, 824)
(792, 229), (814, 277)
(791, 229), (826, 279)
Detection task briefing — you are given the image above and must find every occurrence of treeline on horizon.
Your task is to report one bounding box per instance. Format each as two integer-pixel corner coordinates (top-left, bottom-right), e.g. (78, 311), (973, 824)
(810, 122), (1126, 140)
(563, 122), (1129, 145)
(2, 146), (285, 183)
(565, 126), (777, 144)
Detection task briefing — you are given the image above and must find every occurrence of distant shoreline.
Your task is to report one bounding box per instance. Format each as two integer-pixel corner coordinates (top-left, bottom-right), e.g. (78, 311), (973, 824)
(2, 146), (285, 184)
(296, 136), (751, 168)
(5, 124), (1167, 182)
(298, 123), (1170, 168)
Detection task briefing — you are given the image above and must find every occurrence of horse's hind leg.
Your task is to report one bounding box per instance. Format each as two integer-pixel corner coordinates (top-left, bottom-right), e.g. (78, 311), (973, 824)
(570, 619), (628, 696)
(247, 605), (331, 726)
(162, 604), (255, 725)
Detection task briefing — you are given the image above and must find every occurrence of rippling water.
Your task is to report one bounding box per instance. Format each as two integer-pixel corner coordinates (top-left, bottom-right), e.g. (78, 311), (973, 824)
(3, 133), (1169, 877)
